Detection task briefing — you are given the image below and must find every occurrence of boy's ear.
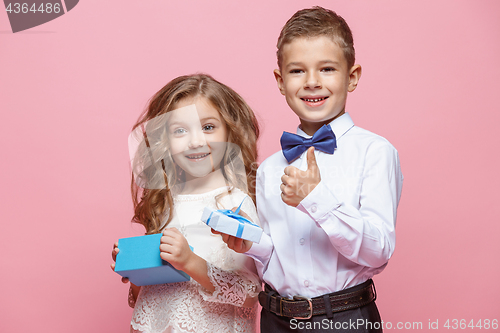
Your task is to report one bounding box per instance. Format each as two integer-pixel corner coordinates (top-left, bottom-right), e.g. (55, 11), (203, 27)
(347, 65), (362, 92)
(273, 69), (286, 95)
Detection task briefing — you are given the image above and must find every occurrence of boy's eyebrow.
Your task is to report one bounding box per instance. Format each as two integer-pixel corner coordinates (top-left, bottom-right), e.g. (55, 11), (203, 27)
(285, 60), (341, 69)
(285, 62), (304, 69)
(318, 60), (341, 65)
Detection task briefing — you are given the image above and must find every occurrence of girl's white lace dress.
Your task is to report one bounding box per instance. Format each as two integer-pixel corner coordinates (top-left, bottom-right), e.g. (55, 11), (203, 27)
(130, 187), (261, 333)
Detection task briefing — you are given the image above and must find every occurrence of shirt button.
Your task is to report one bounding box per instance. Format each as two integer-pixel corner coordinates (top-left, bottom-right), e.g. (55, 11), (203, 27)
(304, 280), (309, 287)
(311, 205), (317, 213)
(299, 238), (305, 245)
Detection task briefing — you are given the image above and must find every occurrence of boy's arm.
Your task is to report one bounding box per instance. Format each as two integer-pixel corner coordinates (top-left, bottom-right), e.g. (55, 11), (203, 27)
(240, 166), (274, 270)
(297, 142), (403, 268)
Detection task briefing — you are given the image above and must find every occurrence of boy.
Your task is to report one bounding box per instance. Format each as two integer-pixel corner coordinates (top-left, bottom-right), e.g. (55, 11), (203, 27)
(220, 6), (403, 332)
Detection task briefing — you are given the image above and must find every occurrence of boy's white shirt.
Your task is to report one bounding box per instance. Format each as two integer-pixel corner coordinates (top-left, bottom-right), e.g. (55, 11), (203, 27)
(246, 112), (403, 299)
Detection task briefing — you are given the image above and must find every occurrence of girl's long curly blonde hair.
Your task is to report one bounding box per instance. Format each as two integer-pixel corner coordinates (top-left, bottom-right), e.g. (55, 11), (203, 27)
(130, 74), (259, 234)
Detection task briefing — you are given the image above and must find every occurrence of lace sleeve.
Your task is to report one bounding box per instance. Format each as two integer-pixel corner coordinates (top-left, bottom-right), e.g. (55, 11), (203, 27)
(197, 261), (261, 306)
(195, 188), (262, 306)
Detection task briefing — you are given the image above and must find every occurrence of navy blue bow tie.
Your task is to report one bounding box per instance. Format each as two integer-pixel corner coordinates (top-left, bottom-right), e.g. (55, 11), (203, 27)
(280, 124), (337, 163)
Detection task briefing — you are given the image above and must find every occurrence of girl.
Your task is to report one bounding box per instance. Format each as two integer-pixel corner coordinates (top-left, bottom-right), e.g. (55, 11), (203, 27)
(112, 74), (261, 333)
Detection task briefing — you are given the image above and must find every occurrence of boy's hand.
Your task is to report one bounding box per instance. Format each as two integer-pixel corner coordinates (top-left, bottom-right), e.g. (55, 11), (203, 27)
(110, 241), (129, 283)
(214, 230), (253, 253)
(211, 207), (253, 253)
(280, 147), (321, 207)
(160, 228), (193, 272)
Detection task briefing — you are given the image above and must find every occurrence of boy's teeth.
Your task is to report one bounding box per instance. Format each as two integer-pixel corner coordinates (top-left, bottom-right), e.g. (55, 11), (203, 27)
(303, 97), (325, 102)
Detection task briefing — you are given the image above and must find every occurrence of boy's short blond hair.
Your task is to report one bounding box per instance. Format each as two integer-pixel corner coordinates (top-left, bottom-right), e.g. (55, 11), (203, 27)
(277, 6), (355, 70)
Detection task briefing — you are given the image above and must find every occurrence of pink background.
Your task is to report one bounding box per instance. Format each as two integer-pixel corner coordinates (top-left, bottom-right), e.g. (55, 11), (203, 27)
(1, 0), (499, 332)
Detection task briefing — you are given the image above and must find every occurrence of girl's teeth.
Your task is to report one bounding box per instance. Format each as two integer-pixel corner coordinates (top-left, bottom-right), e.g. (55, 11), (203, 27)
(187, 153), (209, 159)
(304, 98), (325, 102)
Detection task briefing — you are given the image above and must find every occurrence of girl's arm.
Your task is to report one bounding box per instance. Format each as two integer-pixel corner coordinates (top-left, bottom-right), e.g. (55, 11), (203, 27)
(128, 283), (141, 308)
(160, 228), (259, 307)
(160, 228), (215, 293)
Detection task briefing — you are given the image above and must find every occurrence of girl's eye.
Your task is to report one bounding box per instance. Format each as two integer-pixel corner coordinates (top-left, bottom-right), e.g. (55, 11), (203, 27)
(289, 69), (303, 74)
(173, 128), (187, 135)
(203, 124), (215, 132)
(321, 67), (335, 72)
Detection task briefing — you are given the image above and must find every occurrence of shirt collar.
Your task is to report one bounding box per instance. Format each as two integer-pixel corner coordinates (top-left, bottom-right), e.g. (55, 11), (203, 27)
(296, 112), (355, 139)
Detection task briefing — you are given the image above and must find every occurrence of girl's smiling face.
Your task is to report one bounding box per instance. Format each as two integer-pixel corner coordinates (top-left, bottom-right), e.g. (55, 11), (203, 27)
(167, 97), (228, 181)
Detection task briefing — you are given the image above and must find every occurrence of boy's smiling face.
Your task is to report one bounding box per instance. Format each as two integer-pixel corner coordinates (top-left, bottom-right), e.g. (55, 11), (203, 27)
(274, 36), (361, 136)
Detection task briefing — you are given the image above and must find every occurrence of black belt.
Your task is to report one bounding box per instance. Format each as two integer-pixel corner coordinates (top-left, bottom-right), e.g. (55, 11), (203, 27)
(258, 279), (376, 319)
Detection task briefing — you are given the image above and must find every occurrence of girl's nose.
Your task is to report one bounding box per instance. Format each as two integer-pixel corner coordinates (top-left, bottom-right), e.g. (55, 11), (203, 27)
(188, 131), (206, 149)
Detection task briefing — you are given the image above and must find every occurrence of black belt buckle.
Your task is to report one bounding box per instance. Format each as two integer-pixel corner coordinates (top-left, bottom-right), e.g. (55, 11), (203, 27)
(292, 295), (313, 319)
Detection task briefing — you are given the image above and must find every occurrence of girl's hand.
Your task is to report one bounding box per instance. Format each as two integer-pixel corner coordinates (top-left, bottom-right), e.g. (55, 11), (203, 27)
(160, 228), (193, 272)
(110, 241), (129, 283)
(211, 207), (253, 253)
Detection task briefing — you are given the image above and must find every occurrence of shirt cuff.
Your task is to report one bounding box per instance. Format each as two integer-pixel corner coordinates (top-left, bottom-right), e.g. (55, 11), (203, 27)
(245, 232), (273, 264)
(297, 181), (341, 221)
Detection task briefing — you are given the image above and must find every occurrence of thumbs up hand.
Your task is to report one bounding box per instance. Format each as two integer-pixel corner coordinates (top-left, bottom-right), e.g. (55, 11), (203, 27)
(280, 147), (321, 207)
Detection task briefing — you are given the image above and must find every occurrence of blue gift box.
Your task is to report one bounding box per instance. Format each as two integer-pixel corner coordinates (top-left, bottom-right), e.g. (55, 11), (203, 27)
(114, 233), (191, 286)
(201, 207), (263, 243)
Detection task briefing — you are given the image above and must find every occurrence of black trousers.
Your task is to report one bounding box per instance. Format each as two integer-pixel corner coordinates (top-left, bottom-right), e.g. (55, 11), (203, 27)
(260, 288), (383, 333)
